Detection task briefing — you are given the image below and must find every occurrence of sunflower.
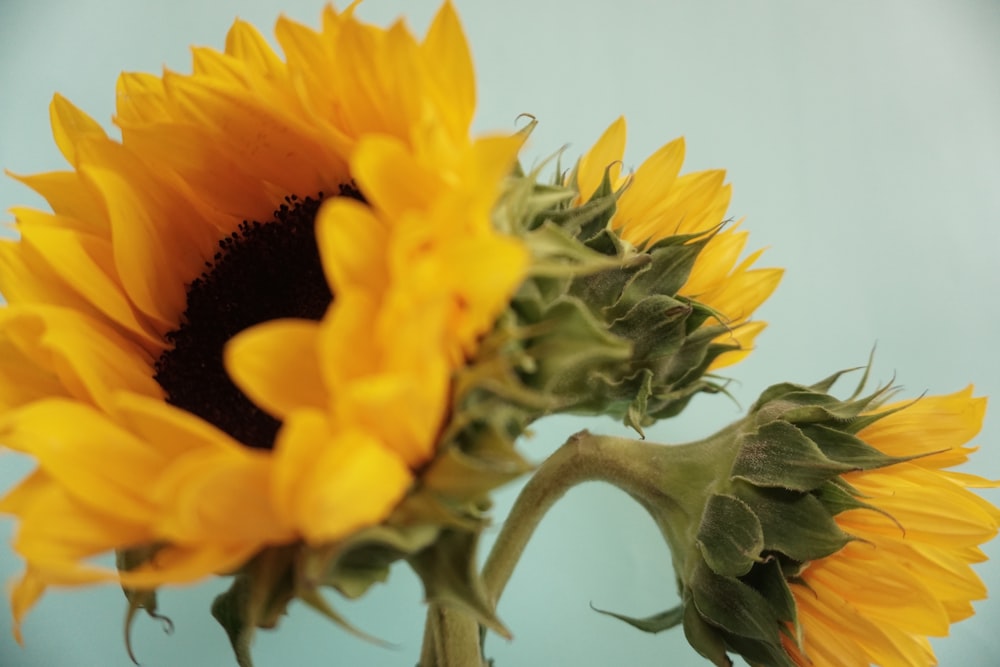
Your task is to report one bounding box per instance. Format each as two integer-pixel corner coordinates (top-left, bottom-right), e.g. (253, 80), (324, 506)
(0, 2), (527, 640)
(573, 116), (782, 369)
(782, 387), (999, 666)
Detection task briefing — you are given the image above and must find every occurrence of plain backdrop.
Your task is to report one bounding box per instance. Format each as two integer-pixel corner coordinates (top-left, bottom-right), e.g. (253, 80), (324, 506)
(1, 1), (999, 665)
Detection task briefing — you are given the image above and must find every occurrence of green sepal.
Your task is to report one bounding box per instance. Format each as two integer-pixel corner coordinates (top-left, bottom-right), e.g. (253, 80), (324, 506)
(731, 420), (854, 492)
(608, 295), (692, 361)
(297, 588), (391, 648)
(682, 599), (733, 667)
(306, 524), (440, 599)
(735, 484), (853, 562)
(523, 296), (633, 401)
(726, 634), (798, 667)
(623, 368), (654, 436)
(211, 575), (256, 667)
(742, 559), (798, 627)
(696, 494), (763, 577)
(522, 221), (625, 278)
(799, 423), (910, 470)
(408, 528), (510, 639)
(420, 441), (532, 503)
(689, 561), (783, 646)
(751, 382), (812, 410)
(533, 189), (617, 241)
(589, 602), (684, 634)
(608, 237), (709, 317)
(117, 545), (173, 666)
(843, 395), (919, 434)
(813, 479), (903, 529)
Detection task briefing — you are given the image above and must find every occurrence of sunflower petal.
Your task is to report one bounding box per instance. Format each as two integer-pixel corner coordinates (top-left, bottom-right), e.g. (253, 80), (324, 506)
(577, 116), (626, 202)
(273, 411), (412, 543)
(225, 319), (329, 419)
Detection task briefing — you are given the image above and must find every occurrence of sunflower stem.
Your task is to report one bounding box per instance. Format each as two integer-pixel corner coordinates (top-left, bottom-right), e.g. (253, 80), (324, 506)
(418, 603), (487, 667)
(480, 430), (673, 638)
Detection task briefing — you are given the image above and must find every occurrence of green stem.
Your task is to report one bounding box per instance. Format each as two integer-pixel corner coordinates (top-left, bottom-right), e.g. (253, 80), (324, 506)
(418, 603), (486, 667)
(482, 429), (673, 606)
(418, 428), (724, 663)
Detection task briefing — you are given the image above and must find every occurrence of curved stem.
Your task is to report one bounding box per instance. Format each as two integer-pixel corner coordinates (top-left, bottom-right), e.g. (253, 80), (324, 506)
(482, 429), (671, 609)
(418, 428), (701, 664)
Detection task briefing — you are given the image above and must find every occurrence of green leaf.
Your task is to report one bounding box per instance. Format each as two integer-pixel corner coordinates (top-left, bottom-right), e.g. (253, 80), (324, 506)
(731, 421), (853, 491)
(696, 494), (764, 577)
(590, 602), (684, 634)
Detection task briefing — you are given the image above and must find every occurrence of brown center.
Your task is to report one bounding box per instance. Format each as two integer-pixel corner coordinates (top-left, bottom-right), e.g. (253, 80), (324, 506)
(153, 186), (361, 449)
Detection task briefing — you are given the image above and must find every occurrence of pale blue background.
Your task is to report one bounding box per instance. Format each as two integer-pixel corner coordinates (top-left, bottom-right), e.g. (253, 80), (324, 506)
(1, 1), (999, 665)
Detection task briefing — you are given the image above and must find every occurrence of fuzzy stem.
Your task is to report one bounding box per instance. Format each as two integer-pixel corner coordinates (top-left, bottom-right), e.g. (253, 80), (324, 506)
(481, 430), (671, 605)
(418, 603), (486, 667)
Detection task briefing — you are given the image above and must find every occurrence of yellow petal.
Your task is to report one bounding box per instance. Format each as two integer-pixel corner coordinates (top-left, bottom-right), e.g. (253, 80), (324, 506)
(859, 386), (985, 463)
(49, 94), (107, 165)
(115, 71), (172, 125)
(576, 116), (625, 202)
(112, 392), (243, 460)
(315, 196), (389, 294)
(616, 137), (685, 226)
(0, 400), (159, 522)
(224, 20), (286, 78)
(0, 306), (161, 413)
(13, 212), (164, 350)
(421, 1), (476, 140)
(0, 330), (68, 410)
(708, 320), (767, 371)
(351, 135), (444, 218)
(7, 170), (107, 227)
(10, 570), (46, 644)
(118, 542), (260, 588)
(154, 447), (292, 543)
(273, 411), (412, 543)
(225, 318), (329, 420)
(80, 139), (215, 329)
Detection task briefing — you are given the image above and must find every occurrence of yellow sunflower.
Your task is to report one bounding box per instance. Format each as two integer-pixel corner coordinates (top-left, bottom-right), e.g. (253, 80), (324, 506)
(0, 1), (527, 640)
(783, 387), (999, 666)
(574, 116), (782, 369)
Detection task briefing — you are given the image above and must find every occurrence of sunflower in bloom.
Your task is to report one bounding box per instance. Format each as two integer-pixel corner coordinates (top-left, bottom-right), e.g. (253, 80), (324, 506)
(573, 116), (782, 370)
(783, 387), (999, 666)
(0, 1), (527, 640)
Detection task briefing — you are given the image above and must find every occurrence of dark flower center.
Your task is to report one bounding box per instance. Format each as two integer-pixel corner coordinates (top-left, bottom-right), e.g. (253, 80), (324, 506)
(154, 187), (362, 450)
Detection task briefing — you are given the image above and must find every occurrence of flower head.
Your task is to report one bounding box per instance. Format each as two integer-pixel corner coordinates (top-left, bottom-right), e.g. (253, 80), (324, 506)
(594, 373), (998, 667)
(0, 1), (527, 645)
(782, 386), (998, 666)
(572, 117), (782, 370)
